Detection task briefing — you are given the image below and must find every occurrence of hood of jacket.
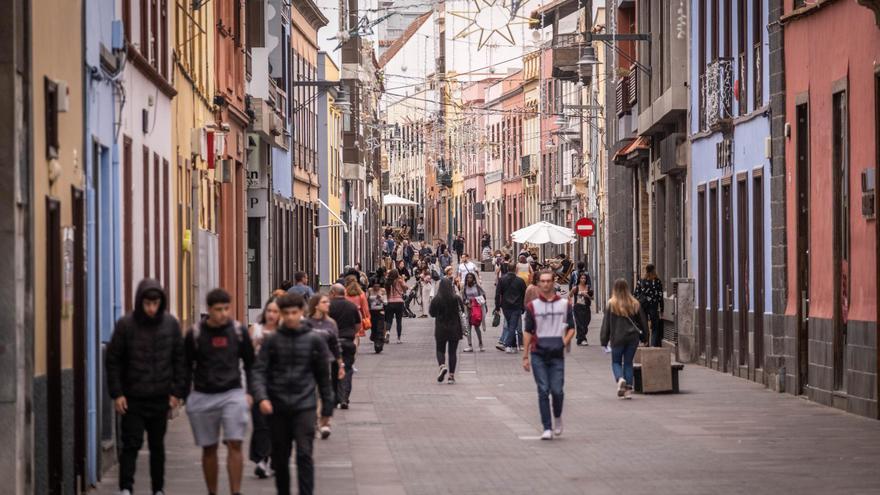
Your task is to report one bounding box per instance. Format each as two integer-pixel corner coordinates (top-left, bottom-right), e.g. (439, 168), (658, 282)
(133, 278), (167, 325)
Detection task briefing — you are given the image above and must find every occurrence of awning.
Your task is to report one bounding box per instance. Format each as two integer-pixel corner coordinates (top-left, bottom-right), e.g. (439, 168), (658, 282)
(382, 194), (419, 207)
(511, 221), (576, 245)
(613, 136), (650, 165)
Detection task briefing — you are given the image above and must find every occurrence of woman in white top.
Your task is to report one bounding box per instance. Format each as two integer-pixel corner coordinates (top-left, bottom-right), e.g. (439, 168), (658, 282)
(248, 298), (279, 479)
(516, 254), (533, 285)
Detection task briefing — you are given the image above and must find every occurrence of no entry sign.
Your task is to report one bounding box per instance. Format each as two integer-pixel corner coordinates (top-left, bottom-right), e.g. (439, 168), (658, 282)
(575, 217), (595, 237)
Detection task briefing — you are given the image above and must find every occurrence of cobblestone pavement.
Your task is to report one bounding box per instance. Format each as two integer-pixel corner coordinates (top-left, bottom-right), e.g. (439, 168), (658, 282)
(97, 273), (880, 494)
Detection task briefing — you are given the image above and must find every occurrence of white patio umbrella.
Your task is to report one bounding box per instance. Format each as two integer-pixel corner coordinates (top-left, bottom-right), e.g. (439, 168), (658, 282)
(511, 221), (576, 245)
(382, 193), (419, 207)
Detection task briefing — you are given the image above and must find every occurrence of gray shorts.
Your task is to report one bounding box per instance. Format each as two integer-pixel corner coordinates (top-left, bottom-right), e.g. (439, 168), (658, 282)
(185, 389), (250, 447)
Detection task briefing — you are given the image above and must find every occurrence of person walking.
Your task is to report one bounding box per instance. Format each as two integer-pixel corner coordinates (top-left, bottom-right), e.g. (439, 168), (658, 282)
(367, 278), (388, 352)
(384, 270), (407, 343)
(452, 234), (465, 263)
(402, 239), (416, 272)
(461, 272), (487, 353)
(516, 254), (533, 286)
(568, 261), (591, 291)
(524, 272), (542, 307)
(495, 262), (527, 353)
(105, 279), (186, 495)
(287, 271), (315, 300)
(570, 273), (593, 346)
(328, 284), (362, 409)
(344, 276), (371, 343)
(251, 293), (334, 495)
(417, 265), (434, 318)
(305, 294), (344, 439)
(184, 288), (255, 495)
(600, 278), (648, 399)
(521, 271), (575, 440)
(248, 297), (280, 478)
(416, 218), (425, 241)
(438, 249), (452, 272)
(430, 278), (466, 384)
(635, 264), (665, 347)
(456, 253), (479, 284)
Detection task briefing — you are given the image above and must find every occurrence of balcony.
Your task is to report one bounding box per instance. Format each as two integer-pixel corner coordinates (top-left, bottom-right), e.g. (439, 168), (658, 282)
(700, 58), (733, 131)
(521, 155), (536, 177)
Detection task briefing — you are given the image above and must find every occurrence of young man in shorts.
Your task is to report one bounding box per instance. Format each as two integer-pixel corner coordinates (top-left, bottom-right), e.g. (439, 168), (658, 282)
(185, 288), (255, 495)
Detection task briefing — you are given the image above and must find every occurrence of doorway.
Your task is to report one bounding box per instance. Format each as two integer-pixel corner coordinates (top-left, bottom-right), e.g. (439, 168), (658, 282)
(831, 87), (849, 391)
(753, 172), (765, 374)
(698, 186), (707, 359)
(709, 184), (720, 366)
(46, 197), (63, 494)
(72, 187), (86, 492)
(736, 175), (749, 369)
(795, 100), (810, 394)
(722, 180), (734, 373)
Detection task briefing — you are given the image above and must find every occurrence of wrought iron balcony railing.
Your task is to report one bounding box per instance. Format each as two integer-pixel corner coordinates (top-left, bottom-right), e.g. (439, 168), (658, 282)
(700, 58), (733, 131)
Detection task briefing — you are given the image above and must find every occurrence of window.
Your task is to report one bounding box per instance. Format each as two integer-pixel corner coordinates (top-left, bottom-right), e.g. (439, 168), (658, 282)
(151, 0), (158, 66)
(737, 0), (748, 115)
(711, 0), (719, 61)
(44, 77), (59, 159)
(140, 0), (148, 54)
(161, 0), (168, 77)
(753, 0), (763, 108)
(123, 0), (131, 43)
(143, 146), (151, 278)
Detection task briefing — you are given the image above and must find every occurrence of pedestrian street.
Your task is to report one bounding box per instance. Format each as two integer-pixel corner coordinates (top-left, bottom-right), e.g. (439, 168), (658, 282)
(97, 275), (880, 495)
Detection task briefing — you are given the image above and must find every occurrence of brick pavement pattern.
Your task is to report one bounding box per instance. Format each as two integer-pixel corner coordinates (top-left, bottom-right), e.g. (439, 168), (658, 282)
(97, 273), (880, 494)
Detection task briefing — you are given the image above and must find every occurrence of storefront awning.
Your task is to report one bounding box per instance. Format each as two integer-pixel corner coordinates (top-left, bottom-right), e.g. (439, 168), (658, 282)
(613, 136), (650, 166)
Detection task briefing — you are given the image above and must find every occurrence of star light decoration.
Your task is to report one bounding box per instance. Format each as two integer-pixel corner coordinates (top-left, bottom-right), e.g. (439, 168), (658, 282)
(450, 0), (531, 50)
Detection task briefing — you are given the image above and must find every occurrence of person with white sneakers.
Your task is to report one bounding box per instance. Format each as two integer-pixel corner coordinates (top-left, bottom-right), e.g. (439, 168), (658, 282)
(600, 278), (648, 399)
(522, 271), (575, 440)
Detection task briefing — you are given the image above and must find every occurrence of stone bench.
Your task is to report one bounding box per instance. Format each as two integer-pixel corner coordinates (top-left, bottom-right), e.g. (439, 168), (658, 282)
(634, 362), (684, 393)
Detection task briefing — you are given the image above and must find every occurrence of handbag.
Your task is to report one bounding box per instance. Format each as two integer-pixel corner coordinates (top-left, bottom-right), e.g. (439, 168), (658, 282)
(625, 314), (645, 343)
(469, 299), (484, 327)
(491, 311), (501, 328)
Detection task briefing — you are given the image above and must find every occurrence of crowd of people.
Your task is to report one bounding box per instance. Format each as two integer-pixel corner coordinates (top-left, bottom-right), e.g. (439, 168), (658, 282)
(105, 234), (665, 494)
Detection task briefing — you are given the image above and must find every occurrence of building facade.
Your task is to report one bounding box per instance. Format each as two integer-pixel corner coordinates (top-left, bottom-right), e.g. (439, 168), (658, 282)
(779, 0), (880, 418)
(317, 52), (344, 287)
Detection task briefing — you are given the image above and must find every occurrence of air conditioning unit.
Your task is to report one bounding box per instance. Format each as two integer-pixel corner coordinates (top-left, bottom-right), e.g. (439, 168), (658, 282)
(659, 133), (687, 175)
(191, 127), (207, 160)
(250, 98), (274, 140)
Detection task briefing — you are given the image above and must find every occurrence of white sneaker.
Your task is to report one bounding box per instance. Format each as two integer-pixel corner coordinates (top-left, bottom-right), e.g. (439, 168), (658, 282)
(505, 346), (515, 353)
(463, 347), (474, 353)
(553, 417), (563, 436)
(320, 425), (332, 439)
(119, 490), (132, 495)
(617, 378), (627, 397)
(540, 429), (553, 440)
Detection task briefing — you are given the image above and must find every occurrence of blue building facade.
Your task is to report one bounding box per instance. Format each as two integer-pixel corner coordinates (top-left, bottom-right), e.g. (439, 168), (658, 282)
(83, 0), (123, 484)
(689, 0), (772, 381)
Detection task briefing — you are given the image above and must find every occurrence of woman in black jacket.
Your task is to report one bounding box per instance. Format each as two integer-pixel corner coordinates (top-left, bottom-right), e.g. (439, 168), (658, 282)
(429, 278), (465, 384)
(600, 278), (648, 399)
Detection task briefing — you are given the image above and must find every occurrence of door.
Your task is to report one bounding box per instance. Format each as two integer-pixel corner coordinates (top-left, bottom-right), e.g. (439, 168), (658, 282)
(722, 181), (734, 373)
(710, 184), (720, 365)
(72, 187), (86, 491)
(795, 101), (810, 393)
(698, 186), (707, 359)
(753, 173), (765, 374)
(737, 177), (749, 369)
(46, 197), (63, 494)
(831, 88), (849, 391)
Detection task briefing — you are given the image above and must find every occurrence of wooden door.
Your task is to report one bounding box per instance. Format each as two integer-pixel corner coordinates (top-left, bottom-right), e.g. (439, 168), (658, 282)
(710, 184), (720, 365)
(46, 197), (63, 494)
(698, 186), (707, 359)
(737, 176), (749, 369)
(72, 187), (86, 492)
(753, 172), (765, 374)
(795, 101), (810, 393)
(722, 181), (734, 373)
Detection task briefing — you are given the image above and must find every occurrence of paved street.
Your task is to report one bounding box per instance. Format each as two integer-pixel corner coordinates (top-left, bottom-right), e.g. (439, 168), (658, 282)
(97, 275), (880, 495)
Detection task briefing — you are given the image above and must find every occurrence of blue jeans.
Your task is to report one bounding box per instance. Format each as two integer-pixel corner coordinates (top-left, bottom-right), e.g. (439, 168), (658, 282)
(530, 351), (565, 431)
(501, 308), (523, 347)
(611, 340), (639, 386)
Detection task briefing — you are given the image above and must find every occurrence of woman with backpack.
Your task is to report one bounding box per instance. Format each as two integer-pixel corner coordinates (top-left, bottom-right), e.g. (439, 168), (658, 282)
(430, 278), (465, 384)
(600, 279), (648, 399)
(385, 270), (408, 344)
(569, 272), (593, 346)
(461, 272), (487, 353)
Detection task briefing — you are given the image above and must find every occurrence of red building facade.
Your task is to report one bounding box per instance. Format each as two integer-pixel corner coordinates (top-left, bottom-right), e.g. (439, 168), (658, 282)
(782, 0), (880, 418)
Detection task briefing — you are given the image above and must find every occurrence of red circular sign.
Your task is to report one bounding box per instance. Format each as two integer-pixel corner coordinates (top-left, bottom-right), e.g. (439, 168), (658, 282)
(575, 217), (595, 237)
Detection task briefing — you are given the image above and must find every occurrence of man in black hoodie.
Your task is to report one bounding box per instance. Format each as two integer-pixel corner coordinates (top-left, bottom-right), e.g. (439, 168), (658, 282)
(252, 293), (334, 495)
(495, 261), (527, 353)
(185, 288), (255, 495)
(106, 279), (186, 495)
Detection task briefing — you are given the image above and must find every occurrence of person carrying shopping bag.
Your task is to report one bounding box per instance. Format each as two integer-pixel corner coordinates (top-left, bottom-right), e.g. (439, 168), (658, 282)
(461, 273), (487, 352)
(600, 279), (649, 399)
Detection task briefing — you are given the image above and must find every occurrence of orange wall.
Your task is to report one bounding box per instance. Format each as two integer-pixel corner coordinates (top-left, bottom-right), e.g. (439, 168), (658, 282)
(783, 0), (879, 322)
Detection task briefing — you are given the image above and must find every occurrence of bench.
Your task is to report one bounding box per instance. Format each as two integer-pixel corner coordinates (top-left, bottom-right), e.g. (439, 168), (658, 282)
(633, 362), (684, 393)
